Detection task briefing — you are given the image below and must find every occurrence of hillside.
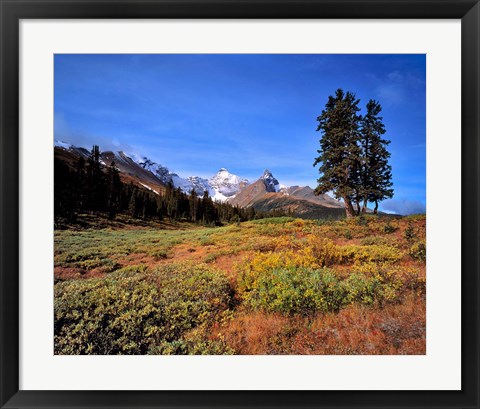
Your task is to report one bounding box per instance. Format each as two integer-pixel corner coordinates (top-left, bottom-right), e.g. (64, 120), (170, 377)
(229, 172), (344, 218)
(251, 194), (345, 219)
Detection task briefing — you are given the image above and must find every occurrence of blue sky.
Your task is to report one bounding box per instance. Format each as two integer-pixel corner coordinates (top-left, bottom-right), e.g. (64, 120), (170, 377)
(54, 54), (426, 214)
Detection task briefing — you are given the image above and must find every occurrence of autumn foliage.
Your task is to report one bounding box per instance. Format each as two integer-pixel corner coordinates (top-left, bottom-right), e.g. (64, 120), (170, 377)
(55, 214), (426, 354)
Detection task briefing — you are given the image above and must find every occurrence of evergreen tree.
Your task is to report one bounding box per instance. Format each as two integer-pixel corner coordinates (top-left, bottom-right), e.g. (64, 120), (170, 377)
(313, 89), (362, 218)
(75, 157), (87, 211)
(156, 196), (164, 221)
(128, 188), (139, 218)
(54, 158), (77, 221)
(86, 145), (106, 211)
(106, 160), (122, 219)
(360, 100), (394, 214)
(201, 191), (217, 225)
(189, 189), (198, 222)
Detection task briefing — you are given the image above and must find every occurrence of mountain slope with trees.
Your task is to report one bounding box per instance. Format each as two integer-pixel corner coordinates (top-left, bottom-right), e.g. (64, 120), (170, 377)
(55, 145), (293, 226)
(54, 144), (347, 224)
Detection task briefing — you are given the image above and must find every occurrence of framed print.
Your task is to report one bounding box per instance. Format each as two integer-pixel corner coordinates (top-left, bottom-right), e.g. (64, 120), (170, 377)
(1, 0), (479, 408)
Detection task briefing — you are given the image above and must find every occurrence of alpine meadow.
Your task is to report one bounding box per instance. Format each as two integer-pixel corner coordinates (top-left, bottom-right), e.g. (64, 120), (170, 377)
(54, 54), (426, 355)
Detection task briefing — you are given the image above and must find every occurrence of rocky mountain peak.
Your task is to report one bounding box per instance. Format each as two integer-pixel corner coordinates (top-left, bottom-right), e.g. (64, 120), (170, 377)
(261, 169), (280, 192)
(209, 168), (249, 201)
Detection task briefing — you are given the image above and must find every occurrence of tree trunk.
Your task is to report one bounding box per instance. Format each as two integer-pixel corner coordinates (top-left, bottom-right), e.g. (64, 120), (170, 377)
(343, 197), (356, 218)
(355, 201), (361, 216)
(361, 199), (368, 214)
(373, 200), (378, 214)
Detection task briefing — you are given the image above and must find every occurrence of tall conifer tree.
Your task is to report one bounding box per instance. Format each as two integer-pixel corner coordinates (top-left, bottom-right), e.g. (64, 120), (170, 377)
(360, 100), (394, 214)
(313, 89), (362, 218)
(86, 145), (106, 211)
(106, 160), (122, 219)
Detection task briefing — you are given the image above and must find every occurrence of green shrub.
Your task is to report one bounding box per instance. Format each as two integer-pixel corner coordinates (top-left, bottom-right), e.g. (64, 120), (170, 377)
(199, 236), (215, 246)
(204, 253), (218, 263)
(356, 215), (369, 226)
(314, 217), (336, 226)
(54, 262), (233, 355)
(150, 249), (171, 260)
(404, 222), (417, 242)
(249, 217), (296, 225)
(241, 267), (342, 315)
(384, 222), (398, 234)
(342, 273), (382, 305)
(409, 241), (426, 262)
(239, 266), (395, 316)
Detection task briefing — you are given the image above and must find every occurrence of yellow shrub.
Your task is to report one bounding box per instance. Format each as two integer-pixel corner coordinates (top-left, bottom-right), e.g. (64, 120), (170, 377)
(272, 235), (302, 251)
(336, 244), (404, 265)
(239, 249), (319, 293)
(304, 236), (339, 266)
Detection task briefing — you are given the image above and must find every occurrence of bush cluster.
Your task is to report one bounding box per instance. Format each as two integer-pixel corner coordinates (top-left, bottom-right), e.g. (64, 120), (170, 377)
(239, 265), (407, 316)
(404, 222), (417, 242)
(54, 263), (233, 354)
(409, 241), (426, 262)
(336, 244), (404, 265)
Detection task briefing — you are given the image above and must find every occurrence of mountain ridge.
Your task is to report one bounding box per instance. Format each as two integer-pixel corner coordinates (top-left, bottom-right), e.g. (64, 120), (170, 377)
(54, 140), (344, 218)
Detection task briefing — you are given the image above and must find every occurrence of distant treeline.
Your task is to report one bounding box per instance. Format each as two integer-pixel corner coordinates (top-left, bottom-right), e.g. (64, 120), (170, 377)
(55, 145), (291, 225)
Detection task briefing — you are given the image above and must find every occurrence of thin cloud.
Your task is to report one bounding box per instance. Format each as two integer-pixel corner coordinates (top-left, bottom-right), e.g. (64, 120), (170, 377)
(54, 113), (140, 154)
(380, 199), (426, 215)
(368, 70), (425, 106)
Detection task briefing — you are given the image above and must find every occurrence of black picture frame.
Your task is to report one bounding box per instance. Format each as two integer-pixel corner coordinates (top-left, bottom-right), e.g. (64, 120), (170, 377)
(1, 1), (478, 408)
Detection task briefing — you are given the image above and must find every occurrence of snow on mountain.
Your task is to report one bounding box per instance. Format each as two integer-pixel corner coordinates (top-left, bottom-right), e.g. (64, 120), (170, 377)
(137, 157), (157, 173)
(168, 174), (215, 197)
(261, 169), (280, 192)
(146, 166), (249, 202)
(279, 184), (289, 195)
(140, 183), (159, 195)
(188, 176), (215, 197)
(161, 168), (249, 202)
(54, 139), (73, 150)
(102, 151), (250, 201)
(55, 139), (90, 159)
(111, 151), (137, 166)
(152, 165), (174, 185)
(54, 144), (260, 202)
(209, 168), (249, 202)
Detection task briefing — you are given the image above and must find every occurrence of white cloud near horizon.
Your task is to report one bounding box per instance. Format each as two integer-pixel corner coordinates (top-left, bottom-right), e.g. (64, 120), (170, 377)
(380, 198), (426, 215)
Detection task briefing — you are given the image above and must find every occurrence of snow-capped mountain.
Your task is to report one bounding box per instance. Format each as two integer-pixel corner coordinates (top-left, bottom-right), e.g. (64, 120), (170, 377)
(137, 158), (248, 201)
(137, 160), (211, 197)
(261, 169), (280, 193)
(170, 174), (215, 197)
(208, 168), (249, 202)
(54, 141), (345, 217)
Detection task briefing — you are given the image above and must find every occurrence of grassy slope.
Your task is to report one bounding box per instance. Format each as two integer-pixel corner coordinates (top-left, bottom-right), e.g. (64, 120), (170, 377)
(54, 214), (426, 355)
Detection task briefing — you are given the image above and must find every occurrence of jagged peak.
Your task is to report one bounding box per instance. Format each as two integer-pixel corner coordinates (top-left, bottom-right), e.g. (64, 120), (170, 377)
(262, 169), (273, 178)
(260, 169), (280, 192)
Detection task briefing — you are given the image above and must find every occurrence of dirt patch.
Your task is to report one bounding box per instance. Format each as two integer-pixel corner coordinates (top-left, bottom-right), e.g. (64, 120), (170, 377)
(169, 243), (209, 263)
(115, 252), (161, 269)
(213, 251), (249, 277)
(54, 266), (106, 281)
